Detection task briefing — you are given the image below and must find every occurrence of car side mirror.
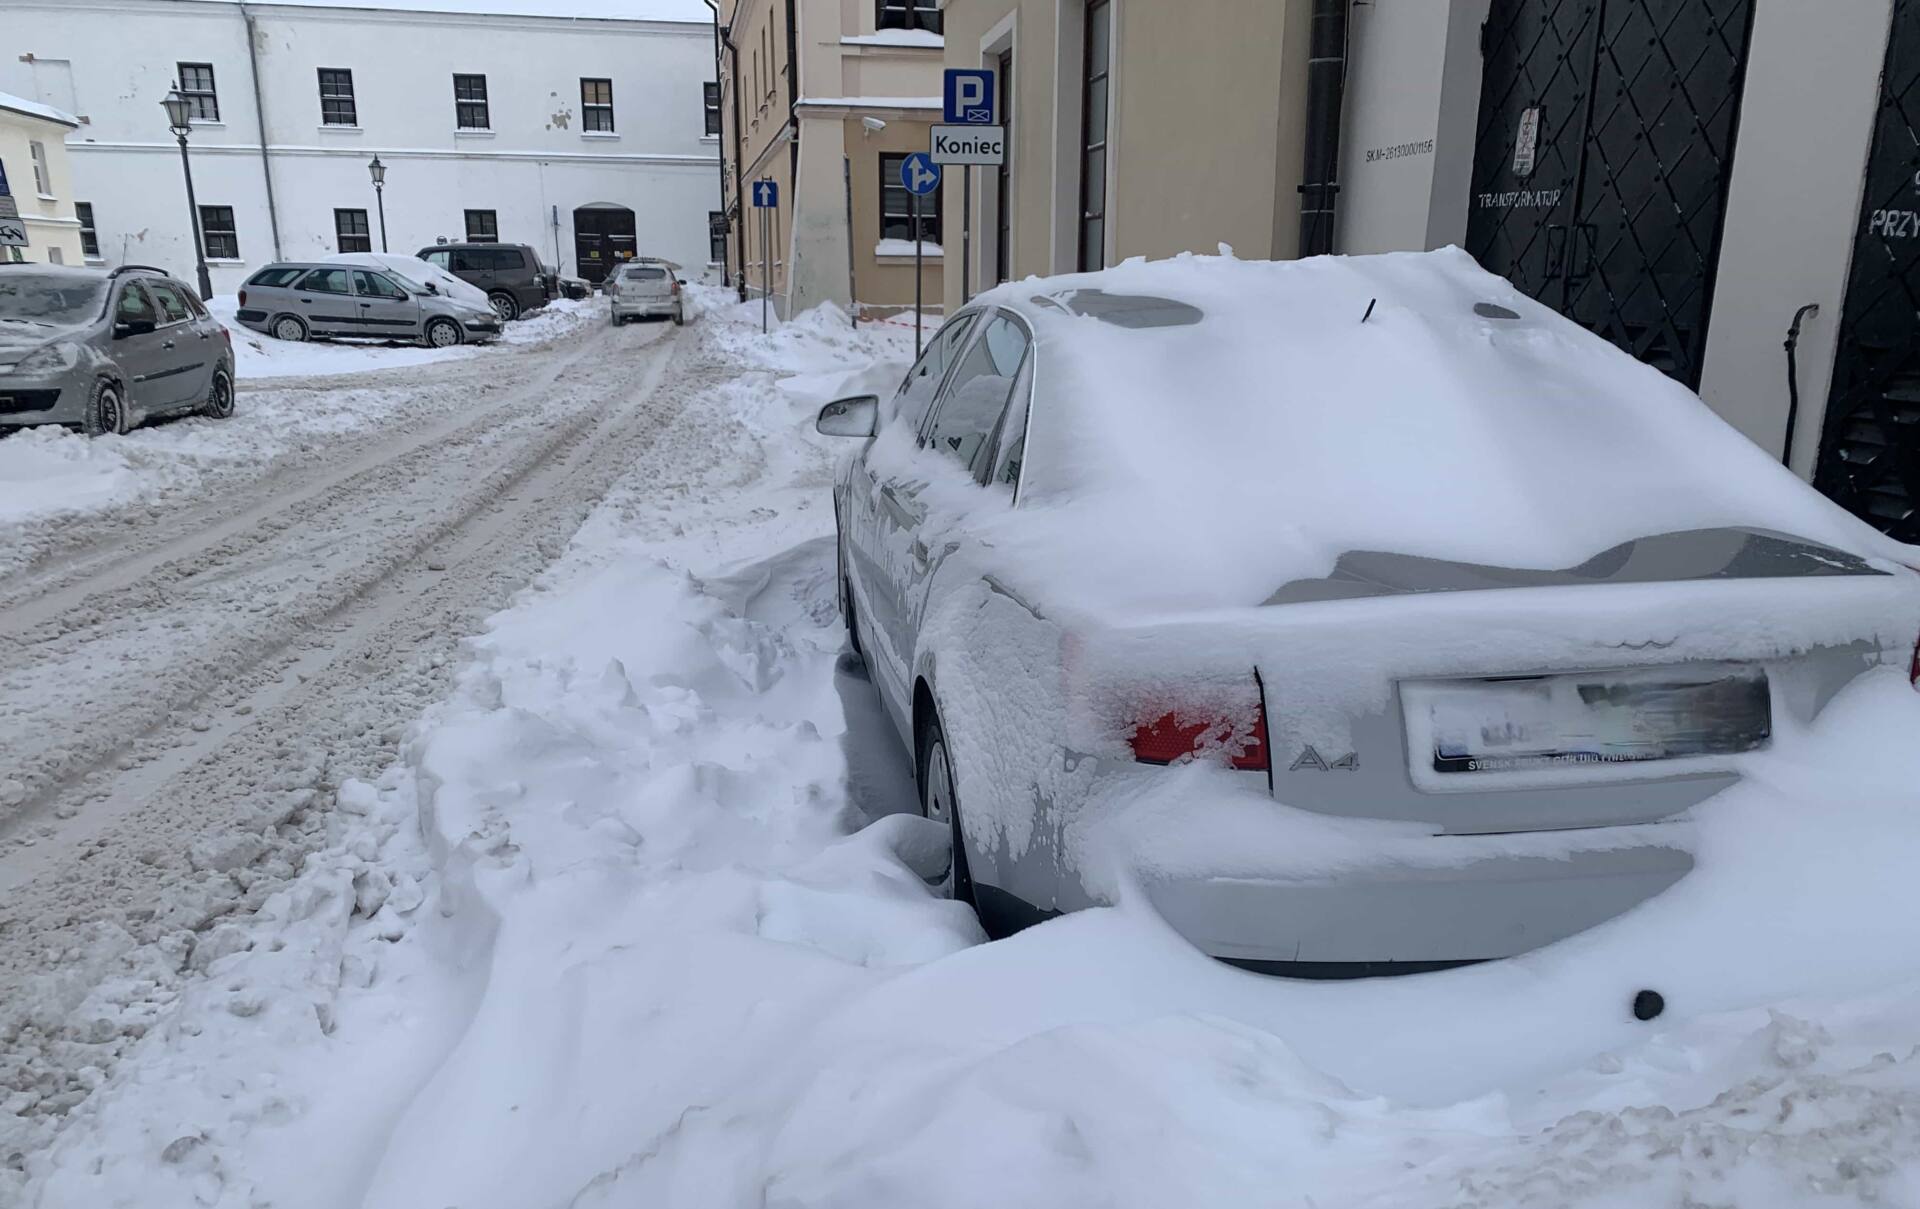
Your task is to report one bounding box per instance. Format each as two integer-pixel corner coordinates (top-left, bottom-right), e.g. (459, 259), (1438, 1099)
(816, 395), (878, 438)
(423, 281), (439, 295)
(113, 318), (156, 338)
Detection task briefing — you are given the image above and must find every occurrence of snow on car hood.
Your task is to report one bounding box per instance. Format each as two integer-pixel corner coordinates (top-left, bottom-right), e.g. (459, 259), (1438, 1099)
(323, 251), (492, 310)
(949, 248), (1911, 616)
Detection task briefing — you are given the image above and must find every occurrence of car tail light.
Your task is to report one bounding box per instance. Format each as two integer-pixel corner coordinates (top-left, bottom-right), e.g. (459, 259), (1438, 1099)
(1130, 696), (1269, 771)
(237, 289), (247, 306)
(671, 278), (682, 295)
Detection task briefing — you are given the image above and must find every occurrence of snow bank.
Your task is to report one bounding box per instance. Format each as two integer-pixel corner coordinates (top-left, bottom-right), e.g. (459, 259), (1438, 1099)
(23, 282), (1920, 1209)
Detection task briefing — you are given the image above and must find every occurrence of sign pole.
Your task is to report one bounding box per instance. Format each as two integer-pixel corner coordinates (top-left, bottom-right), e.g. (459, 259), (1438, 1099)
(760, 201), (769, 334)
(913, 190), (924, 359)
(844, 157), (858, 331)
(961, 165), (972, 302)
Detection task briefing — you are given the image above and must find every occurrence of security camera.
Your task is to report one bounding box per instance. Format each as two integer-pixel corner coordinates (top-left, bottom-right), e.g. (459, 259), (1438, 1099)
(861, 116), (887, 133)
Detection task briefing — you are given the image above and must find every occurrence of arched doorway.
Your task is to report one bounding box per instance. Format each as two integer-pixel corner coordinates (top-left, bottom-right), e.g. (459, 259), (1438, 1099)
(573, 203), (637, 284)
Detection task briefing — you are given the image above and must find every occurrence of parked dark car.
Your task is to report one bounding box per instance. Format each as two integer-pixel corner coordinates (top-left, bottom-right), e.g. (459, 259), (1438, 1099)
(416, 243), (551, 322)
(0, 264), (235, 436)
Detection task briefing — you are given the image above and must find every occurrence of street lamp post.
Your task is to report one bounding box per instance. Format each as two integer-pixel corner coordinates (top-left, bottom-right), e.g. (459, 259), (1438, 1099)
(368, 156), (389, 253)
(161, 84), (214, 300)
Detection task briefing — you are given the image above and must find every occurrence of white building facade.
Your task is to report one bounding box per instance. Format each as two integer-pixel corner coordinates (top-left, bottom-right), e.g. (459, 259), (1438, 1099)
(0, 0), (724, 294)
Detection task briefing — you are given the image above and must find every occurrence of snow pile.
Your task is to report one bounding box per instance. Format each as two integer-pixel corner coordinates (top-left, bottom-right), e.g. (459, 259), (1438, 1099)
(0, 426), (147, 524)
(21, 283), (1920, 1209)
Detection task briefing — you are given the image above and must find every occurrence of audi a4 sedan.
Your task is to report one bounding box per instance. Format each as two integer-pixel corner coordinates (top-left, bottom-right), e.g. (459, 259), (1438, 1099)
(0, 263), (235, 436)
(816, 248), (1920, 975)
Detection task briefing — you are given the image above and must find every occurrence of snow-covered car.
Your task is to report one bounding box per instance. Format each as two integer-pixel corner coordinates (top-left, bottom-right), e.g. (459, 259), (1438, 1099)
(816, 249), (1920, 975)
(235, 259), (500, 347)
(0, 263), (235, 436)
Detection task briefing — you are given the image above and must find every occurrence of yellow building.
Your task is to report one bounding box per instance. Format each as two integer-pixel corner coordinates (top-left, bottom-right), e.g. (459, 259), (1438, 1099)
(0, 90), (85, 266)
(714, 0), (946, 320)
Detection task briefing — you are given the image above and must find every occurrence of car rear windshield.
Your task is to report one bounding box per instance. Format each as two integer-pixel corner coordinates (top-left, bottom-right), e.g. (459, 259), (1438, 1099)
(0, 272), (109, 326)
(248, 267), (305, 288)
(622, 266), (666, 281)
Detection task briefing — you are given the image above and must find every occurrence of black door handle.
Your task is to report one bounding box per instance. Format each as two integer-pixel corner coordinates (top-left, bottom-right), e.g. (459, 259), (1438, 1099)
(359, 302), (372, 308)
(300, 299), (313, 304)
(162, 340), (175, 349)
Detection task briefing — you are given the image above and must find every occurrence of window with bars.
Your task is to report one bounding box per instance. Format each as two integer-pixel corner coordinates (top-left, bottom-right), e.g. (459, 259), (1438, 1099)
(335, 208), (371, 253)
(879, 152), (941, 244)
(454, 73), (489, 130)
(581, 78), (614, 132)
(318, 69), (357, 125)
(76, 202), (99, 257)
(709, 210), (727, 264)
(464, 209), (499, 243)
(1077, 0), (1111, 272)
(199, 205), (238, 259)
(28, 141), (50, 196)
(177, 62), (220, 122)
(877, 0), (941, 33)
(995, 46), (1014, 285)
(704, 81), (722, 136)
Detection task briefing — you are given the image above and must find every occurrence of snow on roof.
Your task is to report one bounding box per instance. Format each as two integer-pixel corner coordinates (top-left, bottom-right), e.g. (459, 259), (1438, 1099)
(931, 248), (1902, 613)
(182, 0), (711, 23)
(840, 29), (944, 48)
(796, 95), (942, 111)
(0, 90), (80, 128)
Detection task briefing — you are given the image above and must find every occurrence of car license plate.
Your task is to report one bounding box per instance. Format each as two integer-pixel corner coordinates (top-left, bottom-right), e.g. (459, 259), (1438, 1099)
(1403, 664), (1770, 784)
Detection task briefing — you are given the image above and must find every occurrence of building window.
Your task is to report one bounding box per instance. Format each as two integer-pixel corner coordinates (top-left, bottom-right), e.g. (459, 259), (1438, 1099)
(178, 62), (220, 122)
(28, 141), (50, 196)
(581, 78), (614, 132)
(199, 205), (238, 259)
(318, 69), (358, 126)
(454, 73), (489, 130)
(335, 208), (371, 253)
(704, 81), (722, 136)
(995, 46), (1014, 284)
(1078, 0), (1111, 272)
(709, 210), (727, 264)
(879, 152), (941, 244)
(464, 209), (499, 243)
(47, 247), (64, 265)
(877, 0), (941, 33)
(76, 202), (99, 257)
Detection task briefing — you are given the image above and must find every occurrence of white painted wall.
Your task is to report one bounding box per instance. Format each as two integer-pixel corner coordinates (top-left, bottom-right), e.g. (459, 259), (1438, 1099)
(1, 0), (723, 292)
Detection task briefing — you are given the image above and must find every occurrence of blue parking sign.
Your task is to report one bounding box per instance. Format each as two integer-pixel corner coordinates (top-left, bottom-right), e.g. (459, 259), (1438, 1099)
(943, 68), (996, 125)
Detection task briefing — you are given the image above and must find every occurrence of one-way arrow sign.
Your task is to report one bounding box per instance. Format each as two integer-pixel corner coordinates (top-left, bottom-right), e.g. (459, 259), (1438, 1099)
(752, 179), (779, 208)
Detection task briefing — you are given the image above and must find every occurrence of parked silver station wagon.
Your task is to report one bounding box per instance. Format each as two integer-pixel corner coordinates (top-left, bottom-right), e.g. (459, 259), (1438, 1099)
(817, 250), (1920, 977)
(234, 262), (502, 347)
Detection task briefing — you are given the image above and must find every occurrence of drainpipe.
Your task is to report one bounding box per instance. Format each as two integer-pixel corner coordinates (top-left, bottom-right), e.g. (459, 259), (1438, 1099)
(1296, 0), (1350, 257)
(705, 3), (730, 285)
(705, 0), (749, 300)
(784, 0), (799, 310)
(240, 3), (283, 260)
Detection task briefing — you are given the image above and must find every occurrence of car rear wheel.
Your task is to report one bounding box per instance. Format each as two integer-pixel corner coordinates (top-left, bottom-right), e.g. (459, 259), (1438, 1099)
(271, 315), (307, 343)
(199, 367), (235, 420)
(488, 291), (520, 323)
(83, 379), (130, 438)
(425, 318), (463, 348)
(919, 713), (976, 907)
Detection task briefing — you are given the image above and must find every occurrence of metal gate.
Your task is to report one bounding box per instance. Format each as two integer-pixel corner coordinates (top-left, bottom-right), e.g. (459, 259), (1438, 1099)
(1466, 0), (1756, 387)
(1814, 0), (1920, 542)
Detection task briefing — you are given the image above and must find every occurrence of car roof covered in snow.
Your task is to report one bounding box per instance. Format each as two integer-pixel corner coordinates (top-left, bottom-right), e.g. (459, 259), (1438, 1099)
(948, 249), (1907, 614)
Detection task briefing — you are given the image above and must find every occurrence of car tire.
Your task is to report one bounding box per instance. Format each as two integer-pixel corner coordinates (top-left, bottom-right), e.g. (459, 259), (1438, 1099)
(424, 318), (463, 349)
(488, 291), (520, 323)
(271, 315), (308, 343)
(673, 308), (685, 327)
(199, 366), (236, 420)
(82, 378), (131, 438)
(918, 710), (977, 908)
(842, 576), (864, 661)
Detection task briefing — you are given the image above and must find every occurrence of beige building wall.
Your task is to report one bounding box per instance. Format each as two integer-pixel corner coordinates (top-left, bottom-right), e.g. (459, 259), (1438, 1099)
(940, 0), (1313, 316)
(0, 98), (85, 266)
(719, 0), (796, 306)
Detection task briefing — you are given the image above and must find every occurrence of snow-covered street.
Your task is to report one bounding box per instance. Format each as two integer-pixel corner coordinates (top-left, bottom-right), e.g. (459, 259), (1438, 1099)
(9, 286), (1920, 1209)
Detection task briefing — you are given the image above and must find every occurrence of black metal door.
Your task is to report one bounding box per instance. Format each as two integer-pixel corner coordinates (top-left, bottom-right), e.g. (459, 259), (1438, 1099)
(1815, 0), (1920, 542)
(1467, 0), (1755, 387)
(572, 206), (637, 284)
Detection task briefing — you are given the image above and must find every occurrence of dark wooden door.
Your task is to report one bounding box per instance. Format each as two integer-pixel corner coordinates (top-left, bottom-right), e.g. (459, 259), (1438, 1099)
(573, 206), (637, 284)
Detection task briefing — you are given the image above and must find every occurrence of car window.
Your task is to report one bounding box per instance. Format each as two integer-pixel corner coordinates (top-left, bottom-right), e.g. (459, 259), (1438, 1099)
(987, 350), (1037, 493)
(422, 250), (451, 270)
(447, 250), (481, 273)
(146, 279), (193, 324)
(352, 270), (408, 300)
(115, 281), (157, 324)
(298, 268), (352, 294)
(490, 248), (526, 271)
(247, 267), (303, 288)
(925, 315), (1031, 474)
(893, 312), (979, 432)
(623, 266), (666, 281)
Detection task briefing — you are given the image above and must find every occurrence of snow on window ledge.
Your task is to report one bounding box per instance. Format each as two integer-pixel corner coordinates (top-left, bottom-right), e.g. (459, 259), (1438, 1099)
(581, 131), (621, 140)
(317, 125), (363, 133)
(875, 239), (942, 259)
(454, 128), (496, 137)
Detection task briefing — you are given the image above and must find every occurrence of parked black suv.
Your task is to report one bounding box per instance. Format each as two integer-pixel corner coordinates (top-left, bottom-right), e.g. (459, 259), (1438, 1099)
(416, 242), (554, 322)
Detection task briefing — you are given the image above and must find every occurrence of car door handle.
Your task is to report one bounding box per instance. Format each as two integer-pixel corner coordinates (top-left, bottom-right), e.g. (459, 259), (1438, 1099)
(162, 339), (175, 350)
(359, 302), (372, 308)
(300, 298), (313, 304)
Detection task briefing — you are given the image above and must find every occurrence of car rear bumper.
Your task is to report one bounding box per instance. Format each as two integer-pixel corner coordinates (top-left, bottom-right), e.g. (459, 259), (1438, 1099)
(1143, 839), (1692, 967)
(611, 300), (680, 318)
